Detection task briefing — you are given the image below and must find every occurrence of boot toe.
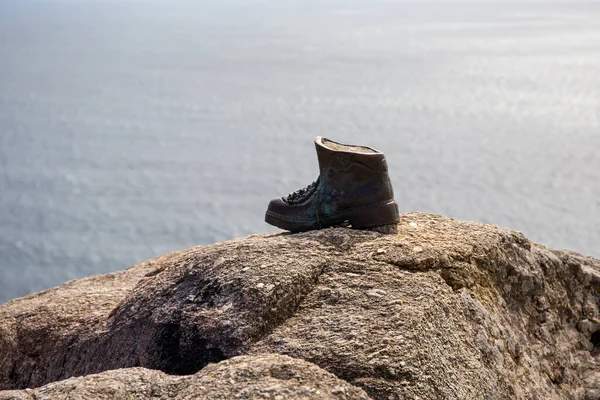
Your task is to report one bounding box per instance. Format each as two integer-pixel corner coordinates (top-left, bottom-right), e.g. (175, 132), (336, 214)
(266, 197), (289, 215)
(265, 197), (318, 232)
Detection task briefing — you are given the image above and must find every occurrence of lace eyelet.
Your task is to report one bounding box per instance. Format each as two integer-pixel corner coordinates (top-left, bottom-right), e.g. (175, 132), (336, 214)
(286, 178), (320, 204)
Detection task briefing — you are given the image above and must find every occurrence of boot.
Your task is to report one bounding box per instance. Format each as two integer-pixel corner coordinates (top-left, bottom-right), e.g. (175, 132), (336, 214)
(265, 137), (399, 232)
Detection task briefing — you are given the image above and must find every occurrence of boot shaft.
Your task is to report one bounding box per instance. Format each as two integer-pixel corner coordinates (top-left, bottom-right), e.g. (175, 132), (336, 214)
(314, 137), (395, 210)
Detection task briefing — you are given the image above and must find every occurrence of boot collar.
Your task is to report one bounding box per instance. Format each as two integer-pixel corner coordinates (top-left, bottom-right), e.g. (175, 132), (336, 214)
(314, 136), (385, 171)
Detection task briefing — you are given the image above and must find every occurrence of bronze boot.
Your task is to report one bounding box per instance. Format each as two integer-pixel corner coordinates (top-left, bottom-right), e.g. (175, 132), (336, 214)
(265, 137), (399, 232)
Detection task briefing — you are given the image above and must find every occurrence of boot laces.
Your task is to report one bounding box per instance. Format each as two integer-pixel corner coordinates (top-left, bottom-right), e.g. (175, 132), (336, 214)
(286, 177), (319, 204)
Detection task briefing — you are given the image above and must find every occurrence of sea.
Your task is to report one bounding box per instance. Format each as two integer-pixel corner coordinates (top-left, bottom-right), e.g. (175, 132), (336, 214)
(0, 0), (599, 304)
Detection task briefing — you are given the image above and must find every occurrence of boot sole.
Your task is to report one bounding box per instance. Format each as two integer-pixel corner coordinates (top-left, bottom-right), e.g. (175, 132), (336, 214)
(265, 200), (400, 232)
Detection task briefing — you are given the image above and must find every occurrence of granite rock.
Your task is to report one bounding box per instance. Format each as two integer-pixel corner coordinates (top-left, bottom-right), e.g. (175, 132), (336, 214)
(1, 212), (599, 399)
(0, 353), (370, 400)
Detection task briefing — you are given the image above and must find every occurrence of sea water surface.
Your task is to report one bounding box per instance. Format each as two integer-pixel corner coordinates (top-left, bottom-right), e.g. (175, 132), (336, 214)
(0, 0), (599, 304)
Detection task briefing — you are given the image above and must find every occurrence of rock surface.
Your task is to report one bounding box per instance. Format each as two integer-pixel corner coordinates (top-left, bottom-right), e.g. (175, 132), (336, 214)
(0, 353), (369, 399)
(1, 212), (599, 399)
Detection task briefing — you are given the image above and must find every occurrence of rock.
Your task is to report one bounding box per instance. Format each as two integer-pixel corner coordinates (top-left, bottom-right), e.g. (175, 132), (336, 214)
(0, 354), (370, 399)
(366, 289), (387, 298)
(0, 212), (599, 400)
(0, 250), (184, 390)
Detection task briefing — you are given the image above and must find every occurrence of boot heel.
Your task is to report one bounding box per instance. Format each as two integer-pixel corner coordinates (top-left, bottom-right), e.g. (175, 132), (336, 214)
(347, 200), (400, 229)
